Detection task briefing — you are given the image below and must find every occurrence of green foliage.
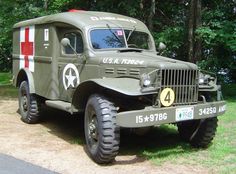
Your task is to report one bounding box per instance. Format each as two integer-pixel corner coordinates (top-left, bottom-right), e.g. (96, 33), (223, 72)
(0, 0), (235, 82)
(0, 72), (12, 85)
(0, 72), (17, 98)
(196, 27), (216, 45)
(196, 1), (236, 82)
(153, 26), (186, 59)
(0, 0), (48, 72)
(222, 84), (236, 99)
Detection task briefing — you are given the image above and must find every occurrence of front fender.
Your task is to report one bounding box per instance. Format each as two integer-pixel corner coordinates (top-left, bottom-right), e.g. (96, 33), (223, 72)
(92, 78), (143, 96)
(72, 78), (156, 111)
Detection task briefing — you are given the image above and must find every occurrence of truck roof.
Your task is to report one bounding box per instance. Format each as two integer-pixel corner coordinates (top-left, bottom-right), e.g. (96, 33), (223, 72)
(13, 11), (149, 31)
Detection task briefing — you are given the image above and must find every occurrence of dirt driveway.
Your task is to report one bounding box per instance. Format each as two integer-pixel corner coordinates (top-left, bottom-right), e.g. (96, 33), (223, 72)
(0, 99), (209, 174)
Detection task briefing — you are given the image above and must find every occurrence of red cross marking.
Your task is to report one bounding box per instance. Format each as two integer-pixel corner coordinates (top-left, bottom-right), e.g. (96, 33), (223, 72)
(21, 27), (33, 68)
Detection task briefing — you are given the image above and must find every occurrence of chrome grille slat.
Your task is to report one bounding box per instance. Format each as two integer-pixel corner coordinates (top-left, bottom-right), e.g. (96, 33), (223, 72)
(161, 69), (198, 106)
(177, 70), (180, 103)
(188, 70), (192, 102)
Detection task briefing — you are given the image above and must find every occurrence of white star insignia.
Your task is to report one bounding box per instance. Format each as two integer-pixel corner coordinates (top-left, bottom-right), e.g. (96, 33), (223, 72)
(65, 68), (76, 89)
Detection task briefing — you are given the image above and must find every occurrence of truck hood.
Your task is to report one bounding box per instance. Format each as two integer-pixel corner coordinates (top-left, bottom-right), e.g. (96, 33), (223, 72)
(94, 51), (198, 70)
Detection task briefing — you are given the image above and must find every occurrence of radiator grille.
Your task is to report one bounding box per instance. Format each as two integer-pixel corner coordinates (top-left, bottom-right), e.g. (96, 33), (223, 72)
(161, 69), (199, 105)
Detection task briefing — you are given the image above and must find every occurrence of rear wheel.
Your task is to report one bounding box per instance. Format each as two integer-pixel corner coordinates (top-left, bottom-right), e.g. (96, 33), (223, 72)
(84, 94), (120, 164)
(18, 81), (42, 124)
(177, 117), (218, 148)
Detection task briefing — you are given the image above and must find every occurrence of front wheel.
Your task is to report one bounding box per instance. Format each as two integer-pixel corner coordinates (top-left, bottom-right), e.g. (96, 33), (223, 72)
(177, 117), (218, 148)
(84, 94), (120, 164)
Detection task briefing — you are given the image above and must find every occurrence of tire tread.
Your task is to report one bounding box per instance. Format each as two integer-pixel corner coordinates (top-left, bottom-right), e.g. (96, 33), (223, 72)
(177, 117), (218, 148)
(19, 81), (42, 124)
(85, 94), (120, 164)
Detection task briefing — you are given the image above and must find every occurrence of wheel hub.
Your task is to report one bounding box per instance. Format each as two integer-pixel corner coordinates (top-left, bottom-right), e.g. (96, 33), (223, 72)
(22, 95), (28, 112)
(88, 118), (98, 141)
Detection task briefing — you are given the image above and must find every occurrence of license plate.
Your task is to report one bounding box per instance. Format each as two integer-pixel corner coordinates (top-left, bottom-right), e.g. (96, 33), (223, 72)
(176, 107), (194, 121)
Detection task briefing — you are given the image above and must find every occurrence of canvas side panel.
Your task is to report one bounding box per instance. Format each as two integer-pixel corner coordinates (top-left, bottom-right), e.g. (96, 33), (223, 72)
(33, 24), (54, 98)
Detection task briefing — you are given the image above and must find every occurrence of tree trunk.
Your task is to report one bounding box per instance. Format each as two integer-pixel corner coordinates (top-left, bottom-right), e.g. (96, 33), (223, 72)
(148, 0), (155, 31)
(140, 0), (144, 10)
(44, 0), (48, 11)
(187, 0), (202, 63)
(187, 0), (195, 63)
(194, 0), (202, 63)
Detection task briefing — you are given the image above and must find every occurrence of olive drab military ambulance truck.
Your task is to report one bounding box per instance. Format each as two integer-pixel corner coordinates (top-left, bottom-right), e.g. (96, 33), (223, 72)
(12, 11), (226, 164)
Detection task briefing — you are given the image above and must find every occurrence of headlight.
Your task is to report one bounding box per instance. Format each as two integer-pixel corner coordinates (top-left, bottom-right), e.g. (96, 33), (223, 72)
(199, 72), (215, 85)
(199, 72), (205, 84)
(143, 78), (151, 86)
(140, 73), (151, 87)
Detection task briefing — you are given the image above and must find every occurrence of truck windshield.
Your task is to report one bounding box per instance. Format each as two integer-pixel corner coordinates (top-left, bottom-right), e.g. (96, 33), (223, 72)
(90, 29), (150, 50)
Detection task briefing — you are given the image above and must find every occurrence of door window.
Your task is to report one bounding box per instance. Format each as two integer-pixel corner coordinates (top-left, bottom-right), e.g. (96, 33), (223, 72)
(63, 32), (83, 54)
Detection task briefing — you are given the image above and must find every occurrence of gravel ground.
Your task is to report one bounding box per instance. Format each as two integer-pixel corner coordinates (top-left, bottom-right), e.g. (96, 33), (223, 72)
(0, 99), (209, 174)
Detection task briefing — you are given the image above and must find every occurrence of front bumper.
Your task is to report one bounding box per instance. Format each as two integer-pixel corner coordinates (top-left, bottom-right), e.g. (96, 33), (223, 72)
(116, 101), (226, 128)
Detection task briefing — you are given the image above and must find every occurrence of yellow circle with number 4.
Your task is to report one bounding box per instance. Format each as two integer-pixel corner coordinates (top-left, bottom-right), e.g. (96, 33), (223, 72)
(160, 88), (175, 107)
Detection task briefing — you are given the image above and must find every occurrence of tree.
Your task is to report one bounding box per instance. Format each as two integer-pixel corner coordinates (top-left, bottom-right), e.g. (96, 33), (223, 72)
(187, 0), (202, 63)
(0, 0), (235, 82)
(197, 0), (236, 82)
(148, 0), (156, 31)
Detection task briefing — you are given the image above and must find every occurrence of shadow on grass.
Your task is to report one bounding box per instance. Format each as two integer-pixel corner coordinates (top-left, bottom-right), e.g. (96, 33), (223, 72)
(119, 126), (197, 160)
(224, 98), (236, 103)
(222, 84), (236, 98)
(38, 105), (198, 165)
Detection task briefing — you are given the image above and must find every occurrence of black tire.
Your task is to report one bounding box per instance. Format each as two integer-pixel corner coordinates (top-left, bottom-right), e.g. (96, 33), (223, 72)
(18, 81), (41, 124)
(84, 94), (120, 164)
(177, 117), (218, 148)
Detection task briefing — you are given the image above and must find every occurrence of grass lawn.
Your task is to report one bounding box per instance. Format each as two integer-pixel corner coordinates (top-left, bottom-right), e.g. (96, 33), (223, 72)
(0, 72), (17, 98)
(120, 87), (236, 174)
(0, 72), (235, 173)
(119, 85), (236, 174)
(0, 72), (12, 85)
(128, 100), (235, 174)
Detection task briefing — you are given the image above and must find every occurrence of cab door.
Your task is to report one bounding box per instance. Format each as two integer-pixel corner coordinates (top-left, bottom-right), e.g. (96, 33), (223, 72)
(57, 30), (84, 102)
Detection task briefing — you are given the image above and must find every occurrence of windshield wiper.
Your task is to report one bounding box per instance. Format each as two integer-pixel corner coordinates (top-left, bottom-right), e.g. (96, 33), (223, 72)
(106, 24), (123, 44)
(126, 26), (136, 42)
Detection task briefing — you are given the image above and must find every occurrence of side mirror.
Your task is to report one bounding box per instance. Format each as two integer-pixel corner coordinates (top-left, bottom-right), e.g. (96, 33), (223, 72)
(158, 42), (166, 51)
(60, 38), (85, 62)
(61, 38), (71, 47)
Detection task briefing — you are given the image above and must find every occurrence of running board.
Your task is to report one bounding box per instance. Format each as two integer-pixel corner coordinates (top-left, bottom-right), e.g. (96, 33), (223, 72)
(45, 100), (78, 114)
